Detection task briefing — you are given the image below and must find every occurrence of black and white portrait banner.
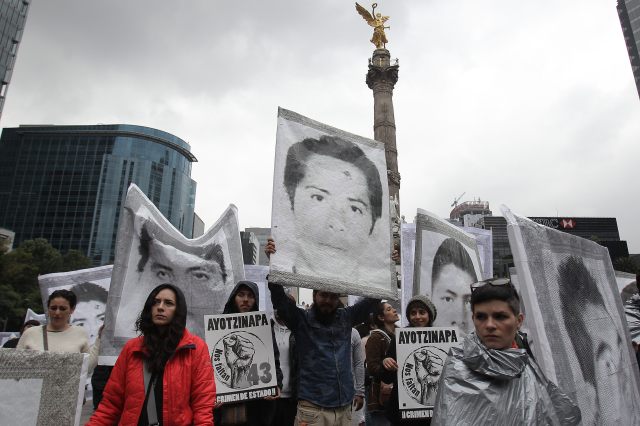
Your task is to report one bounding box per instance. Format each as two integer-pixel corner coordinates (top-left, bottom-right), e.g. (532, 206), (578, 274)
(503, 205), (640, 425)
(100, 184), (244, 365)
(205, 311), (278, 403)
(0, 349), (88, 426)
(24, 308), (45, 325)
(460, 226), (493, 279)
(269, 108), (396, 299)
(413, 209), (483, 335)
(400, 223), (416, 326)
(395, 327), (461, 419)
(39, 265), (112, 345)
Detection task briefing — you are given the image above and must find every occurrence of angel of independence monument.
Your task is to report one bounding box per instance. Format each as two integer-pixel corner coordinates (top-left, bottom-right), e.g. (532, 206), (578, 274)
(356, 3), (401, 241)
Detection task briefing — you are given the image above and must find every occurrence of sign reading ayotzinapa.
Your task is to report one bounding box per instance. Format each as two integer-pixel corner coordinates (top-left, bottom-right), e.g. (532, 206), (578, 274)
(205, 311), (278, 403)
(396, 327), (461, 419)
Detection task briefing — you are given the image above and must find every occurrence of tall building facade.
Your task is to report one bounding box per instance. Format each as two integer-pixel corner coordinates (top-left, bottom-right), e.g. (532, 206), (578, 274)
(618, 0), (640, 98)
(0, 0), (30, 119)
(0, 124), (197, 265)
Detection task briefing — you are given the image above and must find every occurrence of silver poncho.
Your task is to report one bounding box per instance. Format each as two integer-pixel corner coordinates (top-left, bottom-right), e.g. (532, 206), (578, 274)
(432, 333), (581, 425)
(625, 294), (640, 344)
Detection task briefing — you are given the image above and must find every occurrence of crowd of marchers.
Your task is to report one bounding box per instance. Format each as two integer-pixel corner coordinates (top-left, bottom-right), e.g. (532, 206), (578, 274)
(4, 238), (639, 425)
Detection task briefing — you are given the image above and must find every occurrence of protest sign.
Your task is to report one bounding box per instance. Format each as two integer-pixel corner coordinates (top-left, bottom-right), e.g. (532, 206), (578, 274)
(395, 327), (461, 420)
(413, 210), (483, 335)
(504, 205), (640, 425)
(24, 309), (46, 325)
(205, 311), (278, 403)
(0, 349), (88, 426)
(269, 108), (396, 299)
(100, 184), (244, 365)
(39, 265), (112, 345)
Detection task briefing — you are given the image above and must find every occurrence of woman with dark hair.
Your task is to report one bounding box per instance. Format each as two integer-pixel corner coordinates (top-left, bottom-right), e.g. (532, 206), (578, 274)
(87, 284), (215, 425)
(379, 295), (438, 425)
(17, 289), (100, 372)
(365, 302), (399, 426)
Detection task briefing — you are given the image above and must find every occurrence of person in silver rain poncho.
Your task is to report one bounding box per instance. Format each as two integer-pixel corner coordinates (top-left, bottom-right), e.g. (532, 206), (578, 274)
(432, 278), (581, 426)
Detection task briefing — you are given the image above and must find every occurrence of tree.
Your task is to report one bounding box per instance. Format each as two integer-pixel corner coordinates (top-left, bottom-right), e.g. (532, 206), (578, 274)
(613, 257), (639, 275)
(0, 239), (92, 331)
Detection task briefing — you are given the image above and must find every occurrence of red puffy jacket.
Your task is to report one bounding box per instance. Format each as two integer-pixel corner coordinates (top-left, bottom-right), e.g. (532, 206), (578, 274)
(87, 329), (215, 425)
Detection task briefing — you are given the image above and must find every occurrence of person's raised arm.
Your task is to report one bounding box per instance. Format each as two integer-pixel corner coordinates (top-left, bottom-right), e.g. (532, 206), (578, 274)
(265, 238), (300, 330)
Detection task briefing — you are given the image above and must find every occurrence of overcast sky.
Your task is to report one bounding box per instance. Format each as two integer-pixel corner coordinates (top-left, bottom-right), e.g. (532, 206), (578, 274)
(3, 0), (639, 252)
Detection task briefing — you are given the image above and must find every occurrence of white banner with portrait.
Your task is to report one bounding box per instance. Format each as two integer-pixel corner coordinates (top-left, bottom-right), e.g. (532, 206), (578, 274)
(0, 349), (88, 426)
(413, 210), (483, 335)
(269, 108), (396, 299)
(39, 265), (112, 346)
(205, 311), (278, 403)
(395, 327), (461, 419)
(461, 226), (493, 279)
(503, 205), (640, 425)
(400, 223), (417, 326)
(100, 184), (245, 365)
(24, 308), (46, 326)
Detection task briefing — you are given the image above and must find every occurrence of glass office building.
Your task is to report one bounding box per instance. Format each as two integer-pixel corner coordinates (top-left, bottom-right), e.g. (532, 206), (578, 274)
(0, 124), (197, 265)
(0, 0), (29, 119)
(618, 0), (640, 98)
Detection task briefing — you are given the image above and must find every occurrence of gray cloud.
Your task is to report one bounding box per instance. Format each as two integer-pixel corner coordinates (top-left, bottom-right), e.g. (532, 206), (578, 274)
(3, 0), (638, 252)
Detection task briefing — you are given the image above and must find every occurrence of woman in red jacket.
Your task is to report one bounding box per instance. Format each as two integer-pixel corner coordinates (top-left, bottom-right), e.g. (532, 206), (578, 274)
(87, 283), (215, 425)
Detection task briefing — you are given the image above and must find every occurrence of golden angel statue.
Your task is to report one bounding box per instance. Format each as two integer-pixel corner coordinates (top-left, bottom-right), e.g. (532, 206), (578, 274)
(355, 2), (390, 49)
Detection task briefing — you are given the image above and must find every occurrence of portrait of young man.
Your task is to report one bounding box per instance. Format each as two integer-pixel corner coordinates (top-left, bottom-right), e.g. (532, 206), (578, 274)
(70, 282), (109, 344)
(413, 210), (483, 335)
(114, 222), (230, 338)
(270, 109), (395, 299)
(503, 207), (640, 425)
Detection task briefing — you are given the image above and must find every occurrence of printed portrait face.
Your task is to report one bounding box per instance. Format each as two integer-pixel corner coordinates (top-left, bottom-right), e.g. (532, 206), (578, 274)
(293, 154), (372, 262)
(284, 136), (382, 279)
(72, 300), (106, 342)
(431, 238), (478, 335)
(140, 239), (226, 298)
(70, 281), (108, 344)
(558, 256), (627, 422)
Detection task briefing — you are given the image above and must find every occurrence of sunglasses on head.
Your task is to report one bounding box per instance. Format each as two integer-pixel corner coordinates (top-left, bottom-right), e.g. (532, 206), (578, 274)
(470, 277), (515, 294)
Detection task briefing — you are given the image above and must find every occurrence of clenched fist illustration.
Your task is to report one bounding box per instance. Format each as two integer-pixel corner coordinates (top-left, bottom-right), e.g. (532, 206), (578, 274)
(223, 334), (255, 388)
(414, 349), (440, 404)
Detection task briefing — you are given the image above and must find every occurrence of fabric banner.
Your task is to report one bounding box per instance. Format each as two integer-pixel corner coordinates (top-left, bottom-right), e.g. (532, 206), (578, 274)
(503, 205), (640, 425)
(100, 184), (244, 365)
(413, 209), (483, 335)
(0, 332), (19, 347)
(205, 311), (278, 403)
(269, 108), (395, 299)
(0, 349), (88, 426)
(400, 223), (417, 327)
(461, 226), (493, 279)
(244, 265), (273, 313)
(39, 265), (112, 345)
(24, 308), (46, 325)
(395, 327), (461, 419)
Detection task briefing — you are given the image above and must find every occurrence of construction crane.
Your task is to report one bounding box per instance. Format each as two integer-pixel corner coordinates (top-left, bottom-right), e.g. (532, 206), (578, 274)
(451, 192), (466, 208)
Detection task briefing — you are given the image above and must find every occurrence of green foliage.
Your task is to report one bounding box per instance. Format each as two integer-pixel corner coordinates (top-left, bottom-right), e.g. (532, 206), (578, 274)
(0, 239), (92, 331)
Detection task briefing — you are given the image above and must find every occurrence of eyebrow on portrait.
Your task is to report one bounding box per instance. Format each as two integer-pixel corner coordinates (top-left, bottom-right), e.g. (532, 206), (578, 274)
(446, 289), (458, 297)
(304, 185), (330, 194)
(186, 266), (215, 274)
(151, 262), (173, 272)
(348, 197), (369, 207)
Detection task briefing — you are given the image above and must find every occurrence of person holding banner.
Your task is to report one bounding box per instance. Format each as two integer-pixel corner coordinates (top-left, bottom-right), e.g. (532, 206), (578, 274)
(17, 289), (100, 372)
(267, 236), (380, 426)
(379, 295), (438, 425)
(431, 279), (581, 425)
(215, 280), (283, 426)
(87, 284), (215, 425)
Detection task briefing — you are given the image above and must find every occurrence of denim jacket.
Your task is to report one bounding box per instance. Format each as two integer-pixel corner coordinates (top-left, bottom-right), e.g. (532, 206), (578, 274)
(269, 283), (379, 408)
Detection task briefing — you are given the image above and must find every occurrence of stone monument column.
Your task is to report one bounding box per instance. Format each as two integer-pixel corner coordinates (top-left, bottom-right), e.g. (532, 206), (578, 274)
(366, 48), (400, 212)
